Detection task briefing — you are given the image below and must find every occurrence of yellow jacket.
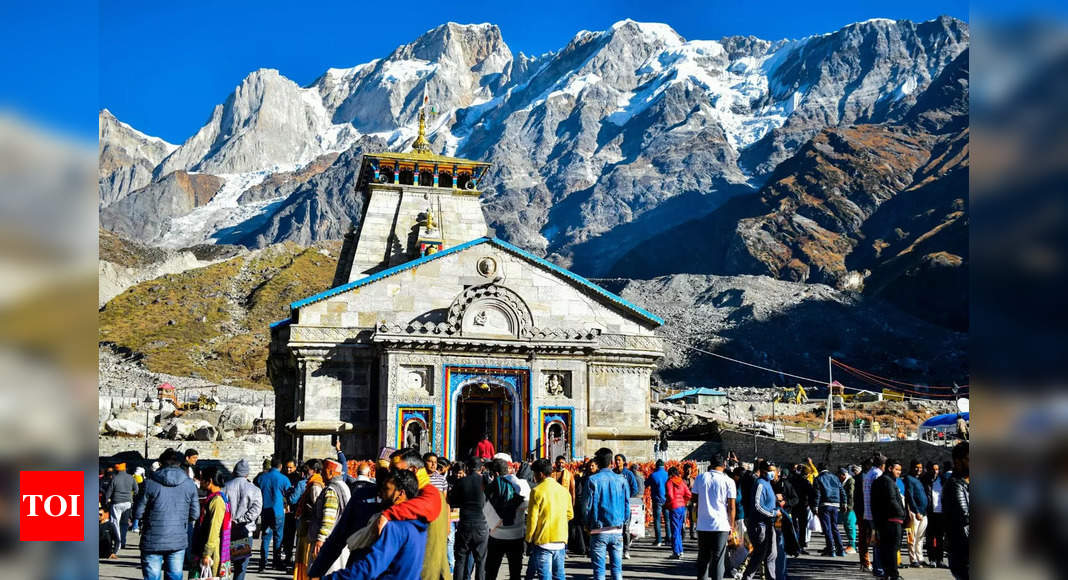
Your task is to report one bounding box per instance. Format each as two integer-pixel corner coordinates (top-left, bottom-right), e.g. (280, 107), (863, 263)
(525, 478), (573, 545)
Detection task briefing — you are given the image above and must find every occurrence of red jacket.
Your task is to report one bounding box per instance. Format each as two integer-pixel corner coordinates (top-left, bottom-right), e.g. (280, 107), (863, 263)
(475, 439), (495, 459)
(666, 476), (692, 509)
(381, 481), (442, 523)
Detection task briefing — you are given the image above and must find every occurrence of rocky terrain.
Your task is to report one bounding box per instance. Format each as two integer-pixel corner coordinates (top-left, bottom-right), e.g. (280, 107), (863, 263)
(97, 17), (971, 446)
(99, 235), (340, 388)
(607, 273), (966, 388)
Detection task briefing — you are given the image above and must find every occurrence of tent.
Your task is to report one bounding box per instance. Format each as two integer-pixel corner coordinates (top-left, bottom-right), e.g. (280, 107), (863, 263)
(919, 412), (968, 441)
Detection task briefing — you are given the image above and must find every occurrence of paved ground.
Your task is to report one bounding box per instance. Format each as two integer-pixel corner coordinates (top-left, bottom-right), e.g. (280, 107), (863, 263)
(101, 528), (953, 579)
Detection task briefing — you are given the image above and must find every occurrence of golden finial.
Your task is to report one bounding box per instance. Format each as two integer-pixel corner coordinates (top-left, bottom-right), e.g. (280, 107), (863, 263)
(411, 109), (431, 154)
(424, 208), (436, 230)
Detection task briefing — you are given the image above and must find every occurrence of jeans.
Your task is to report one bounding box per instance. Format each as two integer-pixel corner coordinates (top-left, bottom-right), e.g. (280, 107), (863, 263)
(589, 533), (623, 580)
(839, 509), (857, 548)
(775, 523), (787, 580)
(528, 545), (565, 580)
(696, 530), (729, 580)
(454, 523), (488, 580)
(110, 501), (132, 548)
(260, 509), (284, 568)
(232, 556), (249, 580)
(741, 519), (776, 580)
(448, 521), (456, 571)
(669, 506), (687, 555)
(486, 536), (523, 580)
(141, 549), (185, 580)
(652, 498), (669, 544)
(818, 506), (844, 555)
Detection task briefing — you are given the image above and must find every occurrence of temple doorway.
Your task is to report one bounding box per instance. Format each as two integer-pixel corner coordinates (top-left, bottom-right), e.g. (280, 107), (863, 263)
(456, 381), (513, 459)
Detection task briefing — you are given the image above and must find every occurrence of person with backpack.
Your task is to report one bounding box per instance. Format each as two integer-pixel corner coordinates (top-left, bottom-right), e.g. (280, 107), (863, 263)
(484, 457), (529, 580)
(222, 460), (262, 580)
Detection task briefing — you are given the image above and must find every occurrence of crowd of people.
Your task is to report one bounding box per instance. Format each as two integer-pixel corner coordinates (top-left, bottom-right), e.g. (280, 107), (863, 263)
(99, 440), (969, 580)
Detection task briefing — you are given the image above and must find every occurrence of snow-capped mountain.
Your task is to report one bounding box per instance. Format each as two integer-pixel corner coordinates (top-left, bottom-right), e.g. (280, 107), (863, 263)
(99, 109), (176, 207)
(100, 17), (968, 268)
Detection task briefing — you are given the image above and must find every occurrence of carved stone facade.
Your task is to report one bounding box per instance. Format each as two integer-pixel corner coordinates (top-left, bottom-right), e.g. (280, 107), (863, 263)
(269, 148), (664, 461)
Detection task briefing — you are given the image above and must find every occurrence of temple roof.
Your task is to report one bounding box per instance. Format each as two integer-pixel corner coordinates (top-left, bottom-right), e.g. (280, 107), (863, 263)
(281, 237), (664, 328)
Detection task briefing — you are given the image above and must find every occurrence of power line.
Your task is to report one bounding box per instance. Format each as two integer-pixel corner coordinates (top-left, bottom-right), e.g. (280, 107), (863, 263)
(661, 336), (827, 385)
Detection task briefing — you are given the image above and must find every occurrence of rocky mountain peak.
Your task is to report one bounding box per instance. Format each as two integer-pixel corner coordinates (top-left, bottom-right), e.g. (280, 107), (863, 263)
(399, 22), (511, 70)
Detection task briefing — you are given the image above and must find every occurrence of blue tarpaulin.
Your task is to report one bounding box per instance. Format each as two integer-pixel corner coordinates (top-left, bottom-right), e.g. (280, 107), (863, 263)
(921, 412), (969, 428)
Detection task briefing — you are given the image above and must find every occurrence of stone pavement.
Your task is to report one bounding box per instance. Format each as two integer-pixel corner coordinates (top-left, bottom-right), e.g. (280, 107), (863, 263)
(101, 528), (953, 579)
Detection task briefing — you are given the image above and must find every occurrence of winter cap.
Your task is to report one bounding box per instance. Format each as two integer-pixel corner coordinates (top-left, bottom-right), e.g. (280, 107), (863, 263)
(233, 459), (250, 478)
(493, 452), (513, 463)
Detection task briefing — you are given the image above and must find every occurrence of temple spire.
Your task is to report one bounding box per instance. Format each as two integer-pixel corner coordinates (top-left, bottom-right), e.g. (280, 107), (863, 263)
(411, 109), (431, 154)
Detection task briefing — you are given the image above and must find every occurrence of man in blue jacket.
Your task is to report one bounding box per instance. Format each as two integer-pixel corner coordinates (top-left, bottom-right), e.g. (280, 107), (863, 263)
(257, 457), (291, 572)
(903, 459), (929, 567)
(133, 449), (199, 580)
(741, 461), (778, 580)
(814, 463), (845, 557)
(644, 459), (670, 546)
(582, 448), (629, 580)
(322, 469), (427, 580)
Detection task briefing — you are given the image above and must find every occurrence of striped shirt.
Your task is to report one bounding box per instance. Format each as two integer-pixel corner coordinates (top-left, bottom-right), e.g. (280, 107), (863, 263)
(428, 471), (448, 494)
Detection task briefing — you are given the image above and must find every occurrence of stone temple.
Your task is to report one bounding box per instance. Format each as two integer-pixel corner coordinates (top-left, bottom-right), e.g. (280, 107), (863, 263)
(268, 114), (665, 462)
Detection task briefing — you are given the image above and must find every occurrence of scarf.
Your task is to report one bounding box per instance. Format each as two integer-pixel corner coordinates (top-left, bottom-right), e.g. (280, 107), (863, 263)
(296, 473), (324, 518)
(193, 491), (232, 565)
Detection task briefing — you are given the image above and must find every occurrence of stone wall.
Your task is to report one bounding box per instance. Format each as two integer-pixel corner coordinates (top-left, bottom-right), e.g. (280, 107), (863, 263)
(667, 431), (953, 468)
(99, 435), (275, 468)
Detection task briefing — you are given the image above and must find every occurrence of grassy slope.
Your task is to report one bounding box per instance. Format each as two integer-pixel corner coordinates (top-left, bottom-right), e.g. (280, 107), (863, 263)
(99, 241), (340, 389)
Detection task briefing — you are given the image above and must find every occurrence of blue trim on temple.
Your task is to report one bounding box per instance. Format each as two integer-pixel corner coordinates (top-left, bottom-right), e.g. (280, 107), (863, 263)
(488, 237), (664, 326)
(287, 237), (663, 326)
(269, 318), (291, 329)
(289, 238), (487, 310)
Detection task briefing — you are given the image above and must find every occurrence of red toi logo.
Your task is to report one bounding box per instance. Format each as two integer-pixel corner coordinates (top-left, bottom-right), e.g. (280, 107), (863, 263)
(20, 471), (84, 541)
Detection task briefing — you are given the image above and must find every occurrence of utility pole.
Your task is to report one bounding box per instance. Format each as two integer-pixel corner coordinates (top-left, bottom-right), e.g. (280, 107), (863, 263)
(825, 356), (834, 441)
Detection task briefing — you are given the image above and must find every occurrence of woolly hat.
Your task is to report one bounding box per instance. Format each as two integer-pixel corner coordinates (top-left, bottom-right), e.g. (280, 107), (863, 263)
(233, 459), (250, 478)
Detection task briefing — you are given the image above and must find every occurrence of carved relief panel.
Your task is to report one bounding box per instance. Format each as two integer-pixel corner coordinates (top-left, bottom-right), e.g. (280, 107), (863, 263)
(541, 371), (572, 399)
(399, 365), (434, 398)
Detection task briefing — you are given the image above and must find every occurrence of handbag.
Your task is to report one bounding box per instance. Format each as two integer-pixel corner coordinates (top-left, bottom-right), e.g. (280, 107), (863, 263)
(230, 526), (252, 560)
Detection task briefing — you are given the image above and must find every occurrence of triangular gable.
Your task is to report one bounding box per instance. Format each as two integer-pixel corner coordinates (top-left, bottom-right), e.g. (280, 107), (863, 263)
(286, 237), (663, 327)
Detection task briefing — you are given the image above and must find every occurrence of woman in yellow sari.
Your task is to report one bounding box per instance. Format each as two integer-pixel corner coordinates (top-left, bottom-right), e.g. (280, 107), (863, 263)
(293, 459), (324, 580)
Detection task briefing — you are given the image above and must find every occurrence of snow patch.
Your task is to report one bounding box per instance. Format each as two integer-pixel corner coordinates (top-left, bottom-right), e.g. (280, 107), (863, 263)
(158, 170), (284, 248)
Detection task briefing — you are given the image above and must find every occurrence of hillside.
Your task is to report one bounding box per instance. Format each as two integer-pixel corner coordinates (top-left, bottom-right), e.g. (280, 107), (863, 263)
(99, 241), (340, 388)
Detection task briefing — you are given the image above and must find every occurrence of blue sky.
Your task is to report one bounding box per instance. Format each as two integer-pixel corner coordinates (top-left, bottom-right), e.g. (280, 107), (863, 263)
(4, 1), (974, 143)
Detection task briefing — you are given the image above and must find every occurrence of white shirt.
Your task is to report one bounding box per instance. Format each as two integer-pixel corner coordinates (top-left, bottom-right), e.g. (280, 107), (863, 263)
(862, 467), (883, 521)
(693, 469), (736, 532)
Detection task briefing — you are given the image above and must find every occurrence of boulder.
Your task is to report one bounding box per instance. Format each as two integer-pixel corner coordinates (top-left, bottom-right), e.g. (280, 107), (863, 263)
(192, 423), (219, 441)
(219, 405), (259, 431)
(162, 418), (213, 440)
(104, 418), (146, 437)
(241, 434), (274, 445)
